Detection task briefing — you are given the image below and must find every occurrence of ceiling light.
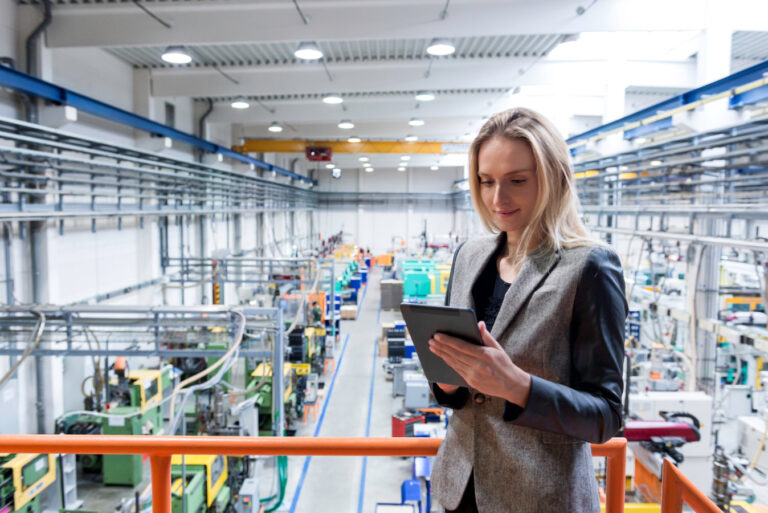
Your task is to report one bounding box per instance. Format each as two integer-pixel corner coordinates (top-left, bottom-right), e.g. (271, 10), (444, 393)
(358, 157), (369, 162)
(161, 45), (192, 64)
(294, 41), (323, 60)
(333, 168), (341, 173)
(400, 155), (411, 161)
(408, 117), (425, 127)
(365, 168), (374, 173)
(338, 119), (355, 129)
(348, 136), (361, 143)
(426, 38), (455, 56)
(325, 163), (335, 169)
(405, 135), (418, 142)
(363, 164), (372, 169)
(268, 122), (283, 133)
(397, 167), (406, 172)
(230, 98), (250, 109)
(415, 91), (436, 102)
(322, 93), (344, 104)
(430, 165), (439, 170)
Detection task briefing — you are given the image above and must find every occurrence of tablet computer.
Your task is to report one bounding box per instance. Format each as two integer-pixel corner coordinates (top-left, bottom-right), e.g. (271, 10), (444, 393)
(399, 303), (483, 387)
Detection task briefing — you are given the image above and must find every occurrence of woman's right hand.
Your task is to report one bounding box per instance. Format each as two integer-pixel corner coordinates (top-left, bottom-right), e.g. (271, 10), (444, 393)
(435, 382), (460, 394)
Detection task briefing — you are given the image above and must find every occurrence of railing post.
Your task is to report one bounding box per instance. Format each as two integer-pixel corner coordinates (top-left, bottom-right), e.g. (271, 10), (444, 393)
(592, 438), (625, 513)
(150, 455), (172, 513)
(661, 459), (684, 513)
(605, 440), (625, 513)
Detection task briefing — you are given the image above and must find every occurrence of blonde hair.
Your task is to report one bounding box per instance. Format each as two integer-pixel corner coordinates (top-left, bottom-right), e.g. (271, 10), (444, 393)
(468, 107), (595, 263)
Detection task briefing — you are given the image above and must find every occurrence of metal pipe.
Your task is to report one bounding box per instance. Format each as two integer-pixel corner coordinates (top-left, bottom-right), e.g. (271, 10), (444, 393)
(196, 99), (213, 164)
(274, 303), (284, 436)
(24, 0), (52, 123)
(589, 226), (768, 252)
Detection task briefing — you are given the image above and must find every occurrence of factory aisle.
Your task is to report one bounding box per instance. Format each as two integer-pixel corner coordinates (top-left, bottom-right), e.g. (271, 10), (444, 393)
(283, 267), (403, 513)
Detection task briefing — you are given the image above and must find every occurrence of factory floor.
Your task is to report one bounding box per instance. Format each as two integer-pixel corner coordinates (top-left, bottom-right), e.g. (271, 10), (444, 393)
(281, 267), (418, 513)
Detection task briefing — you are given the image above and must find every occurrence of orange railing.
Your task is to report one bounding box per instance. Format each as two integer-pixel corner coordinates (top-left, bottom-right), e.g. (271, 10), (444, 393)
(0, 435), (626, 513)
(661, 459), (721, 513)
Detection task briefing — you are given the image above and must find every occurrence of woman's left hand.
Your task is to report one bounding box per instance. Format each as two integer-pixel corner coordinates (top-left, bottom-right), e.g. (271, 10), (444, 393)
(429, 321), (532, 407)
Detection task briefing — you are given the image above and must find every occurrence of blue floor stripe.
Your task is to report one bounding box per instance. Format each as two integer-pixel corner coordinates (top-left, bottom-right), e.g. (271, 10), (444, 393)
(357, 337), (379, 513)
(355, 282), (368, 320)
(288, 332), (351, 513)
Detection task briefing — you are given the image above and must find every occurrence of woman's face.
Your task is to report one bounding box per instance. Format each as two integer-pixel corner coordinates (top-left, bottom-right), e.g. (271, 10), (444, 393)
(477, 136), (539, 235)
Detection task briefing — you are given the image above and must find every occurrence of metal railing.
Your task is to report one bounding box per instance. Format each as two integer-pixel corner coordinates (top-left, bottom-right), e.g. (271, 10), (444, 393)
(660, 459), (721, 513)
(0, 435), (627, 513)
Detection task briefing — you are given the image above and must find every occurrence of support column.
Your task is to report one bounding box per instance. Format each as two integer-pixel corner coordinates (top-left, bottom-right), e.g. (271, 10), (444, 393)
(198, 215), (207, 304)
(697, 0), (732, 86)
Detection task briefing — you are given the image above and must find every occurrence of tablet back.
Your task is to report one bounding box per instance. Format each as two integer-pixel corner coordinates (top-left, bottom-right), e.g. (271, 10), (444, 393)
(399, 304), (482, 387)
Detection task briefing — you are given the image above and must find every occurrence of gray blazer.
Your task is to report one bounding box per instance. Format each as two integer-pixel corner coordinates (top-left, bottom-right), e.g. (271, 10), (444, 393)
(432, 234), (627, 513)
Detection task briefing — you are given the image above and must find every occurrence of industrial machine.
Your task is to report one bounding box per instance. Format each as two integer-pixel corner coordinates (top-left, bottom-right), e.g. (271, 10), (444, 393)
(246, 363), (307, 435)
(0, 454), (56, 513)
(54, 364), (172, 486)
(170, 455), (230, 513)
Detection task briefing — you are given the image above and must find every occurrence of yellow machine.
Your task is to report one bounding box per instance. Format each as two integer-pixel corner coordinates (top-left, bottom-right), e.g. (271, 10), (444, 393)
(0, 453), (56, 512)
(170, 455), (227, 508)
(250, 363), (295, 403)
(124, 369), (163, 409)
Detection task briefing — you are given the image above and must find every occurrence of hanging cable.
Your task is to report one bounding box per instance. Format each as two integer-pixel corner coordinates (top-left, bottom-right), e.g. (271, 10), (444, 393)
(0, 310), (45, 388)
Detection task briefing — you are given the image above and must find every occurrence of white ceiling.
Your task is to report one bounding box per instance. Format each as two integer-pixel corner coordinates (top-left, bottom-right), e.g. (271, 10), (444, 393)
(23, 0), (768, 147)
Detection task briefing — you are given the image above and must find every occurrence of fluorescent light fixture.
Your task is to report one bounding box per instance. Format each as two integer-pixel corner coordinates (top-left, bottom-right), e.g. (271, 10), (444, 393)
(415, 91), (436, 102)
(332, 168), (341, 178)
(217, 153), (224, 162)
(426, 38), (455, 56)
(650, 160), (663, 166)
(333, 167), (341, 172)
(322, 93), (344, 104)
(231, 98), (250, 109)
(358, 157), (369, 162)
(348, 136), (361, 143)
(294, 41), (323, 60)
(400, 155), (411, 161)
(430, 165), (439, 170)
(405, 135), (418, 142)
(397, 167), (406, 172)
(408, 117), (425, 127)
(268, 122), (283, 132)
(365, 167), (374, 173)
(325, 163), (335, 169)
(161, 45), (192, 64)
(338, 119), (355, 129)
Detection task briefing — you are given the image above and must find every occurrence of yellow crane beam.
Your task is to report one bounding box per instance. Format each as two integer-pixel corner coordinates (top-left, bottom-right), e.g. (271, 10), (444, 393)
(232, 140), (468, 154)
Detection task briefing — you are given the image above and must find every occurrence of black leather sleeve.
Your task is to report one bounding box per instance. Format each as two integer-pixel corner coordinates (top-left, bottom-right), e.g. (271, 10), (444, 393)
(431, 241), (470, 410)
(505, 247), (628, 444)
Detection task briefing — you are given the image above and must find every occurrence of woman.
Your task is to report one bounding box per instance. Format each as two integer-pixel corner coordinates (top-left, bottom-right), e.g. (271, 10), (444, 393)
(428, 108), (627, 513)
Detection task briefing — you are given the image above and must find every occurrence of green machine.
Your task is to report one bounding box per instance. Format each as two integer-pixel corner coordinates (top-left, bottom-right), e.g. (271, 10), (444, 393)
(0, 453), (57, 513)
(102, 367), (166, 486)
(170, 455), (230, 513)
(102, 405), (144, 486)
(246, 363), (302, 436)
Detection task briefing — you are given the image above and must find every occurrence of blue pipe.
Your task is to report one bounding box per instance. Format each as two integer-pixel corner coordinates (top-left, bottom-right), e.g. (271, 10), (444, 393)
(567, 58), (768, 145)
(0, 66), (315, 184)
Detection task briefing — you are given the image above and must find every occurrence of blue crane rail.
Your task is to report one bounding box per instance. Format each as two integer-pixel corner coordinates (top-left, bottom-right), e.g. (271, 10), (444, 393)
(567, 58), (768, 149)
(0, 65), (314, 185)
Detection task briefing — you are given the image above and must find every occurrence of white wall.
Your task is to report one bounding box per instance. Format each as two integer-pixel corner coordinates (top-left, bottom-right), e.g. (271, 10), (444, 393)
(315, 165), (465, 252)
(0, 0), (19, 118)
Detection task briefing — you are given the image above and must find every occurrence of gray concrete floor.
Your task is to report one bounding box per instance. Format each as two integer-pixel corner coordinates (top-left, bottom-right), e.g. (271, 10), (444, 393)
(281, 268), (416, 513)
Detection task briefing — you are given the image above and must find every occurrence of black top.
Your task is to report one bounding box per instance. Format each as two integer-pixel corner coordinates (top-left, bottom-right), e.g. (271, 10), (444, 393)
(472, 251), (511, 333)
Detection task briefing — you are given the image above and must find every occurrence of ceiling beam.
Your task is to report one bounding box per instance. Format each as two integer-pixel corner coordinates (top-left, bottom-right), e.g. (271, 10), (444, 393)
(149, 58), (697, 98)
(233, 139), (468, 154)
(39, 0), (720, 48)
